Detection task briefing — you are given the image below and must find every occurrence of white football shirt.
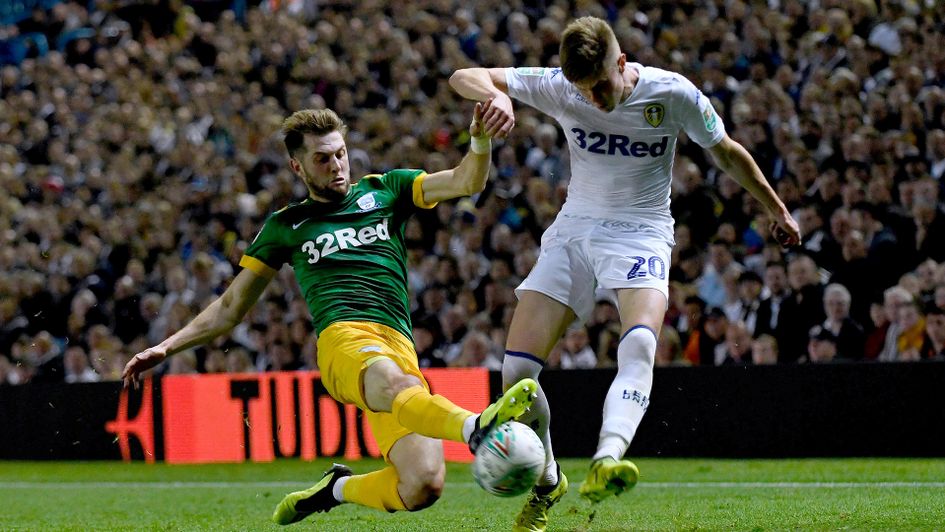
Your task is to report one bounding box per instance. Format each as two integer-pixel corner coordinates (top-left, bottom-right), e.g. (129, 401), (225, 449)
(505, 64), (725, 240)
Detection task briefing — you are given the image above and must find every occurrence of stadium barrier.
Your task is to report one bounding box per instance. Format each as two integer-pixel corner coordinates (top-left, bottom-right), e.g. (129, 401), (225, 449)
(0, 368), (490, 463)
(2, 363), (944, 462)
(522, 362), (945, 458)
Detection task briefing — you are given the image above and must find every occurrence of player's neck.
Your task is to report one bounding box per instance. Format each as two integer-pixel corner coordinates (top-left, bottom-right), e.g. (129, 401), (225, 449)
(309, 188), (350, 204)
(620, 64), (640, 103)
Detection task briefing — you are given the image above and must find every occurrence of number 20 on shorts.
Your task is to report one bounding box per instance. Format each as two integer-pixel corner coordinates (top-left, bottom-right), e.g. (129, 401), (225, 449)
(626, 256), (666, 280)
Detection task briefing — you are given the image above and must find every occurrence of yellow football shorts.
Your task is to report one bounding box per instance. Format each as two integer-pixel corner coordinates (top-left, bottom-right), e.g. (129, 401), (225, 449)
(316, 321), (429, 459)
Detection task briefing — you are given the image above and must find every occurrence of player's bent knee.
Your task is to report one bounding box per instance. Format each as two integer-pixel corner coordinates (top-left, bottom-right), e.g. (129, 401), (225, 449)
(618, 325), (658, 369)
(400, 468), (445, 511)
(364, 358), (423, 410)
(385, 370), (422, 397)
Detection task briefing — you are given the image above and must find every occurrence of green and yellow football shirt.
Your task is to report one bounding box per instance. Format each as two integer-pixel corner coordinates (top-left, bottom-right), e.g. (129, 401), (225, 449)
(239, 169), (436, 340)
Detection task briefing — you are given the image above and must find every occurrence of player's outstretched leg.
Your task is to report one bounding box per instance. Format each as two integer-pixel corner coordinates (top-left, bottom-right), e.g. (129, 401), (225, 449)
(578, 457), (639, 503)
(467, 378), (538, 453)
(272, 463), (353, 525)
(513, 463), (569, 532)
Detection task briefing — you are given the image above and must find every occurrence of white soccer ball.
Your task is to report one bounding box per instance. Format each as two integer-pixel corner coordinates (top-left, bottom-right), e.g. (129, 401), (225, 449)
(472, 421), (545, 497)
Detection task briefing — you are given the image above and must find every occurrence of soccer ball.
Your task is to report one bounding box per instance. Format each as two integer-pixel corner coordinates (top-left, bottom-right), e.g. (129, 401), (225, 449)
(472, 421), (545, 497)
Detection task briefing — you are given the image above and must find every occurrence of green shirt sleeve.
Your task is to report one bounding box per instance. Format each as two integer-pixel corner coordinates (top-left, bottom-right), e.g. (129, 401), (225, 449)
(240, 213), (290, 278)
(373, 169), (437, 210)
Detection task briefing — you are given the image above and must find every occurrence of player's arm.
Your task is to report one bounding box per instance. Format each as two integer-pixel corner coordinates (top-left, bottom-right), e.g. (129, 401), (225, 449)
(421, 100), (493, 203)
(121, 267), (272, 388)
(707, 134), (801, 246)
(449, 67), (515, 138)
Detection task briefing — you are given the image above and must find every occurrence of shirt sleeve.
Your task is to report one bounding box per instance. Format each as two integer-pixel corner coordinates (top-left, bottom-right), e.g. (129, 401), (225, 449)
(504, 67), (570, 120)
(378, 169), (437, 210)
(239, 214), (288, 279)
(674, 74), (726, 148)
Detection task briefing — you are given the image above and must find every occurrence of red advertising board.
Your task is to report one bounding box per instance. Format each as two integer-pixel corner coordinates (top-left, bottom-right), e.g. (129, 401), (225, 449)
(106, 368), (489, 464)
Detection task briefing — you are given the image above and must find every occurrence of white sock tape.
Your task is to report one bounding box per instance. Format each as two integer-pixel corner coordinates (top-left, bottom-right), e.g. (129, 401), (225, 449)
(470, 136), (492, 154)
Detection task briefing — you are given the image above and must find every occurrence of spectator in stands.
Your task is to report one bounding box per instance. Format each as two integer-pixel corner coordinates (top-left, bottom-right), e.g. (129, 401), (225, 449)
(24, 331), (64, 383)
(0, 354), (25, 385)
(586, 299), (620, 368)
(805, 325), (840, 364)
(225, 348), (255, 374)
(777, 254), (826, 363)
(724, 271), (773, 338)
(864, 297), (889, 361)
(877, 286), (915, 361)
(796, 204), (828, 263)
(821, 283), (866, 360)
(911, 193), (945, 264)
(413, 319), (445, 369)
(450, 330), (502, 370)
(751, 334), (779, 365)
(655, 326), (686, 367)
(681, 295), (707, 365)
(63, 346), (100, 383)
(556, 327), (597, 370)
(829, 228), (873, 325)
(762, 261), (790, 336)
(203, 348), (227, 374)
(698, 239), (744, 309)
(4, 0), (945, 379)
(167, 350), (198, 374)
(895, 298), (926, 361)
(696, 307), (729, 367)
(920, 304), (945, 360)
(717, 320), (752, 366)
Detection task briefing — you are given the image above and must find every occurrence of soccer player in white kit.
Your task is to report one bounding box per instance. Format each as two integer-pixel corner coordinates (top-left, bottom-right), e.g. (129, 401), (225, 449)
(450, 16), (801, 532)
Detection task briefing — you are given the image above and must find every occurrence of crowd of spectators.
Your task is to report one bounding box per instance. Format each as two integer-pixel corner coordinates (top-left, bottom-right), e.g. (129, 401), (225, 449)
(2, 0), (945, 386)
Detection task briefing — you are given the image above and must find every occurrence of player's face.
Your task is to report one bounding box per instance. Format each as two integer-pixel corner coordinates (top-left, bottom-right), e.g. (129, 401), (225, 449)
(292, 131), (351, 202)
(573, 53), (626, 112)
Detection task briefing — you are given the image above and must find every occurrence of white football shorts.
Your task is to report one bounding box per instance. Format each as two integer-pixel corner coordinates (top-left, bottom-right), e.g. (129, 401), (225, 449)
(515, 214), (673, 323)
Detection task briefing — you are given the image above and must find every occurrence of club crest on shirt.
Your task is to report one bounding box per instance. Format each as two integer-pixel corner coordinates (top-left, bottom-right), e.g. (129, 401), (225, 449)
(356, 192), (378, 211)
(644, 104), (664, 127)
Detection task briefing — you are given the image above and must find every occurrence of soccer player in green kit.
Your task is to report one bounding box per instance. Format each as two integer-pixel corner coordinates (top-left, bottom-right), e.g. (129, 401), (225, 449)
(121, 101), (537, 524)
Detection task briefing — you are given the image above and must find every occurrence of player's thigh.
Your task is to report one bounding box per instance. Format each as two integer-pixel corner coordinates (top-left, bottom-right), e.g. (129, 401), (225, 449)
(506, 289), (576, 359)
(387, 432), (445, 488)
(511, 218), (595, 357)
(590, 226), (670, 332)
(317, 322), (426, 412)
(615, 287), (667, 334)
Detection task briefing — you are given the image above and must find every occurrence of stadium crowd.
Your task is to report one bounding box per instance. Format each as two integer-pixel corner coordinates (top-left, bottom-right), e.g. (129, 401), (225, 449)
(2, 0), (945, 386)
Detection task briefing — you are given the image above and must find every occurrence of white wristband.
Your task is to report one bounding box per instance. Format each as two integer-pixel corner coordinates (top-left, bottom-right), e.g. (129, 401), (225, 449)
(470, 135), (492, 154)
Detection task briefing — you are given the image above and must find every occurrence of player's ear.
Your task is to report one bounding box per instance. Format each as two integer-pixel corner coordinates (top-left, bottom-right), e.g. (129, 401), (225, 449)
(617, 53), (626, 72)
(289, 158), (302, 175)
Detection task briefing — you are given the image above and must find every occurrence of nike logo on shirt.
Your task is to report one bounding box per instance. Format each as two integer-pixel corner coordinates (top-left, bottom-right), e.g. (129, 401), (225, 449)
(292, 219), (309, 230)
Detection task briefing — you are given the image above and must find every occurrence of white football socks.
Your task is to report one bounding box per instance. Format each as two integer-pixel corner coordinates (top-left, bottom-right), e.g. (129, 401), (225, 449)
(593, 326), (657, 462)
(502, 351), (558, 487)
(461, 414), (477, 443)
(332, 476), (348, 503)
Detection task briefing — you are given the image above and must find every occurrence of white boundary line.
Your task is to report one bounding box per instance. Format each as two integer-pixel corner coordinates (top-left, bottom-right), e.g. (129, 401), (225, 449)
(1, 481), (945, 489)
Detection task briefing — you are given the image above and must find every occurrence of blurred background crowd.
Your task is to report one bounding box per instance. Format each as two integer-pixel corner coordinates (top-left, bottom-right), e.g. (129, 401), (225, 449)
(2, 0), (945, 386)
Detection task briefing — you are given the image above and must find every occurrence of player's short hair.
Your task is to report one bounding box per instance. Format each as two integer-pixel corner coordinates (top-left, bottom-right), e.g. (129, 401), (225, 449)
(282, 109), (348, 158)
(559, 16), (618, 83)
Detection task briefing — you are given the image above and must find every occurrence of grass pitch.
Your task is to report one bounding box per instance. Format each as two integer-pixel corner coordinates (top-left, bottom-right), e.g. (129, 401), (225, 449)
(2, 458), (944, 530)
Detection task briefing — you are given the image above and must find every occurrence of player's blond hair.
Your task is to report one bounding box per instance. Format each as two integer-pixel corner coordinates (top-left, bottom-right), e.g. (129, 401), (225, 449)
(282, 109), (348, 157)
(559, 16), (619, 83)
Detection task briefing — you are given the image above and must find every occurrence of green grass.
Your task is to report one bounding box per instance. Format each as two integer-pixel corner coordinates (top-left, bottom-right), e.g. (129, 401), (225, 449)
(2, 458), (945, 530)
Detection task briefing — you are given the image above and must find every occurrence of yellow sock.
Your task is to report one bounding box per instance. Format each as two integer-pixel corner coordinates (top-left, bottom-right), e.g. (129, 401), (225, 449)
(342, 467), (407, 512)
(392, 385), (473, 443)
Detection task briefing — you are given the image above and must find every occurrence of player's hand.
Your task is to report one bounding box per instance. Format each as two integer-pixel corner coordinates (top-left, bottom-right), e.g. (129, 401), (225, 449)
(770, 210), (801, 248)
(470, 98), (491, 138)
(480, 92), (515, 138)
(122, 345), (169, 390)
